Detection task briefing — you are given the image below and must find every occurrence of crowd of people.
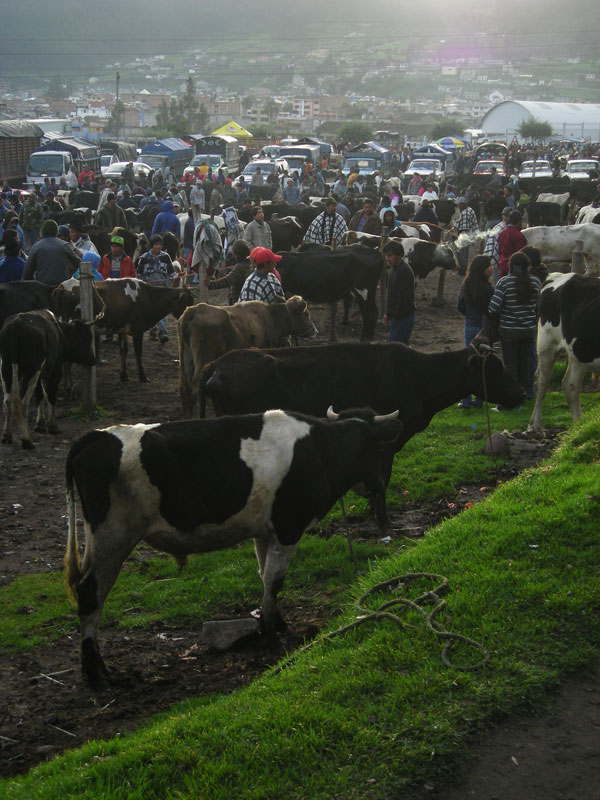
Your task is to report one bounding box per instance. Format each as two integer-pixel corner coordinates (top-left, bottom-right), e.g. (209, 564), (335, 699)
(1, 137), (591, 400)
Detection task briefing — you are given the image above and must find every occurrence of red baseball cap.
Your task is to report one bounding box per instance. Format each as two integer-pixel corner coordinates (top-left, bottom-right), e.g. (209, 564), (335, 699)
(253, 248), (282, 264)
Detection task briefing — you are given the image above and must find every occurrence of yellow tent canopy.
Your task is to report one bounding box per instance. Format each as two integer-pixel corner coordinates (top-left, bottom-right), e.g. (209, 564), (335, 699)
(211, 121), (253, 138)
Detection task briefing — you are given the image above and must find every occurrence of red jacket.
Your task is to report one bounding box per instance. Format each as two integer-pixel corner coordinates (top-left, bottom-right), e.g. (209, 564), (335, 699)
(100, 254), (136, 280)
(498, 225), (527, 278)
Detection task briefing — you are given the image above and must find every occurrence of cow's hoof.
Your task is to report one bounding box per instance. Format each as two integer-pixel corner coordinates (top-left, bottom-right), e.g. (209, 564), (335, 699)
(1, 434), (12, 444)
(139, 376), (150, 383)
(120, 373), (129, 382)
(21, 439), (34, 450)
(34, 423), (47, 433)
(48, 426), (61, 435)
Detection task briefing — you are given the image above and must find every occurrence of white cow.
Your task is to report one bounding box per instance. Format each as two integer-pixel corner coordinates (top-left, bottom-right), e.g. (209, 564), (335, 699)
(522, 224), (600, 271)
(536, 192), (570, 207)
(575, 204), (600, 225)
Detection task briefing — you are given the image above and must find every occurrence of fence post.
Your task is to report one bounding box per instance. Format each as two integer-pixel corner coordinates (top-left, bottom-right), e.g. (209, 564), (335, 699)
(79, 261), (97, 410)
(571, 239), (585, 274)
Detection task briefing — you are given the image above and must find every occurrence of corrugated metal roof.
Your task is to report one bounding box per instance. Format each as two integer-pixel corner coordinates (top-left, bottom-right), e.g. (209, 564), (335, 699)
(0, 119), (44, 138)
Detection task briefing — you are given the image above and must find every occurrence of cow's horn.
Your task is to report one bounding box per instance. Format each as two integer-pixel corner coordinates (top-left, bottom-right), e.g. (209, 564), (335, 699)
(374, 410), (400, 422)
(326, 405), (339, 420)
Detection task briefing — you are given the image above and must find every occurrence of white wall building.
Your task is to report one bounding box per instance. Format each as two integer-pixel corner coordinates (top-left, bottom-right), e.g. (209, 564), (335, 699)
(481, 100), (600, 142)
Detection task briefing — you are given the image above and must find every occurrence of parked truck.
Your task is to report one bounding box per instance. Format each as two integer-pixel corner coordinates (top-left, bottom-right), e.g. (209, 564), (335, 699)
(0, 120), (44, 186)
(26, 137), (100, 187)
(137, 138), (194, 178)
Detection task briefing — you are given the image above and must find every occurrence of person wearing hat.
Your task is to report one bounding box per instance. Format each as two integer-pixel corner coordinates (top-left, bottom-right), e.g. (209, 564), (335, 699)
(304, 197), (348, 245)
(383, 239), (415, 345)
(452, 196), (479, 275)
(100, 235), (135, 279)
(413, 199), (439, 226)
(23, 219), (81, 284)
(69, 219), (99, 256)
(483, 206), (512, 283)
(95, 192), (129, 230)
(238, 247), (285, 303)
(497, 211), (527, 279)
(19, 192), (45, 251)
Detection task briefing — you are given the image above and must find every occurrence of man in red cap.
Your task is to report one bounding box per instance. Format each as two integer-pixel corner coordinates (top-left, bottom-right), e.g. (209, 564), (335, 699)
(238, 247), (284, 303)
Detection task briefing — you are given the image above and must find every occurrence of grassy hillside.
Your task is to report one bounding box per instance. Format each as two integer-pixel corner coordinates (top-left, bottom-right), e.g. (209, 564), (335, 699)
(3, 394), (600, 799)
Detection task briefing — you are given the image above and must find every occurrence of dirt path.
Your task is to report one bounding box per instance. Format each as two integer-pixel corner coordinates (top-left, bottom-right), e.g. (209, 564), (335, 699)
(1, 269), (598, 793)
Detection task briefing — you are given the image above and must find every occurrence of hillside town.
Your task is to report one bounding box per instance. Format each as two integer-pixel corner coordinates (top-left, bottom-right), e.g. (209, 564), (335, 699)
(1, 41), (600, 143)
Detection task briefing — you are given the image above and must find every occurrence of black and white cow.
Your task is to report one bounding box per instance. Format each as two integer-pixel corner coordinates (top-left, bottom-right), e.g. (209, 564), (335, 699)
(530, 272), (600, 430)
(64, 408), (403, 688)
(199, 341), (525, 523)
(0, 310), (97, 448)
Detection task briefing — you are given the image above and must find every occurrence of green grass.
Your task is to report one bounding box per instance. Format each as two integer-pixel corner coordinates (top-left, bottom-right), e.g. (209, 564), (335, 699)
(2, 386), (600, 798)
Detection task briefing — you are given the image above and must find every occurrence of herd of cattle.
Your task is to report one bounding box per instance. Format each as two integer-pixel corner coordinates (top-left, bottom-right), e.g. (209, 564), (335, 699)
(3, 188), (600, 687)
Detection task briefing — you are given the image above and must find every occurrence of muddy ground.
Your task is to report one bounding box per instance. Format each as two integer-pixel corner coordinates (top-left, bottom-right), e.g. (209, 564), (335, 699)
(1, 269), (598, 798)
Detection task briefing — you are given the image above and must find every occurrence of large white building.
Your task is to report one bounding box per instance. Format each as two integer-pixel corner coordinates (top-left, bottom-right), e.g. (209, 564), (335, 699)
(481, 100), (600, 142)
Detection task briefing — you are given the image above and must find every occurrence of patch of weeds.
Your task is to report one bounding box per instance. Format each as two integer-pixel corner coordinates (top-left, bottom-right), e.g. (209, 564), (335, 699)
(68, 405), (110, 422)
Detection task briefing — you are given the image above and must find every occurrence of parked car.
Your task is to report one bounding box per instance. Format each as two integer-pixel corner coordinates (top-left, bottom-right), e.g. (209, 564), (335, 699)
(561, 159), (600, 182)
(233, 158), (289, 187)
(103, 161), (153, 185)
(183, 154), (229, 179)
(404, 158), (446, 185)
(100, 153), (120, 175)
(473, 159), (507, 178)
(518, 160), (554, 181)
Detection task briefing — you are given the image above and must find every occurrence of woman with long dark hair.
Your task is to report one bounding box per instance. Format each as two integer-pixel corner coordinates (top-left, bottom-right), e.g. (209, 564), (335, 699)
(456, 254), (494, 408)
(488, 251), (541, 407)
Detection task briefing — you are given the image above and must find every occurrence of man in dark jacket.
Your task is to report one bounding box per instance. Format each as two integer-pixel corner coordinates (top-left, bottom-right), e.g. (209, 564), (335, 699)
(349, 198), (382, 234)
(23, 219), (80, 284)
(95, 193), (128, 229)
(383, 239), (415, 345)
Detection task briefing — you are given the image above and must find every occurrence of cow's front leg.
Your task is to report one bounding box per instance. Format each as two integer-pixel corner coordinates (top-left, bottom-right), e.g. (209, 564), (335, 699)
(258, 539), (298, 634)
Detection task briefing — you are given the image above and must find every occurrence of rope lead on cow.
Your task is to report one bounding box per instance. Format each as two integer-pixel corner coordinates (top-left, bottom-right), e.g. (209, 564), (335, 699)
(271, 572), (489, 676)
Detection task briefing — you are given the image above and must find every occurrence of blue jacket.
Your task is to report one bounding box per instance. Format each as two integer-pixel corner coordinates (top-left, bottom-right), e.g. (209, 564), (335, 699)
(151, 200), (181, 238)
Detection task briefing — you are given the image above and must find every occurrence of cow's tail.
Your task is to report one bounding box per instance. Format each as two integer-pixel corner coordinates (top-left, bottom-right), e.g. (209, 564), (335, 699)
(64, 457), (82, 604)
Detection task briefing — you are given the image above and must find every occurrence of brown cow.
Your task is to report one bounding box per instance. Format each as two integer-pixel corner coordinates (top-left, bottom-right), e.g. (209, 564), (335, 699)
(178, 295), (317, 418)
(94, 279), (194, 382)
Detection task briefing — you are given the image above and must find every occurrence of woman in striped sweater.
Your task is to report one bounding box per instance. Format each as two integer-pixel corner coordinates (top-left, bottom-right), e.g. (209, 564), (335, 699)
(487, 251), (541, 406)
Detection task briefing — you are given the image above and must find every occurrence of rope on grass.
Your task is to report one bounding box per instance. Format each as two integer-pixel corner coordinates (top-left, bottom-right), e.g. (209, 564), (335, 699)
(272, 572), (489, 676)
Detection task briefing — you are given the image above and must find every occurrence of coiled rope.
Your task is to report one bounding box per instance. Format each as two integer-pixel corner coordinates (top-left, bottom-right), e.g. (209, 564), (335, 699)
(272, 572), (489, 675)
